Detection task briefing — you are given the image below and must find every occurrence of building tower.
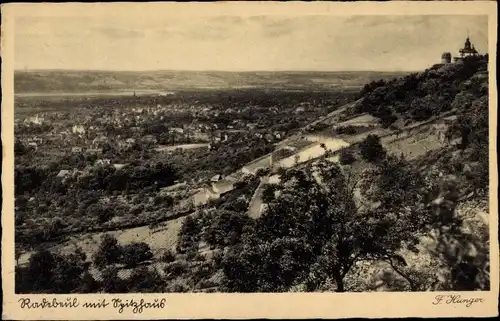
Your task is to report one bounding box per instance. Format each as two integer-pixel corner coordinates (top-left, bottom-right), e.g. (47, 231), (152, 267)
(441, 52), (452, 64)
(453, 33), (479, 63)
(458, 36), (478, 58)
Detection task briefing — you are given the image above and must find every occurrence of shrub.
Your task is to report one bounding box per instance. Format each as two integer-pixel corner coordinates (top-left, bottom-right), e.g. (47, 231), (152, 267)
(100, 267), (129, 293)
(335, 126), (358, 135)
(339, 149), (356, 165)
(92, 234), (123, 269)
(121, 242), (153, 267)
(262, 184), (278, 203)
(164, 260), (189, 278)
(359, 134), (387, 162)
(160, 249), (176, 263)
(255, 168), (270, 177)
(127, 266), (165, 292)
(16, 248), (88, 294)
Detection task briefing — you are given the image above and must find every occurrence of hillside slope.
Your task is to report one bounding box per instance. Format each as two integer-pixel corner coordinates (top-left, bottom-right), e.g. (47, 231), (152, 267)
(356, 55), (489, 127)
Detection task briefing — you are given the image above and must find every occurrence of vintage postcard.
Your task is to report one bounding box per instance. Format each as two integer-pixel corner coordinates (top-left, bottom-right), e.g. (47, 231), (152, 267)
(1, 1), (498, 319)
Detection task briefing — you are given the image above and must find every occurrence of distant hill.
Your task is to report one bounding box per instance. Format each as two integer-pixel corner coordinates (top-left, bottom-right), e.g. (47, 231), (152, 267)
(14, 70), (409, 93)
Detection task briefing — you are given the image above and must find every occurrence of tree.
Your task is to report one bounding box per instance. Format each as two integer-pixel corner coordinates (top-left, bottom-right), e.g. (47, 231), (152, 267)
(360, 154), (429, 217)
(16, 248), (88, 294)
(426, 177), (490, 291)
(19, 249), (56, 292)
(359, 134), (386, 162)
(100, 267), (129, 293)
(339, 149), (356, 165)
(176, 215), (201, 254)
(161, 249), (176, 263)
(15, 139), (28, 155)
(79, 271), (101, 293)
(121, 242), (153, 267)
(262, 184), (278, 203)
(93, 234), (123, 269)
(87, 203), (114, 223)
(222, 160), (423, 292)
(51, 249), (88, 293)
(127, 267), (166, 292)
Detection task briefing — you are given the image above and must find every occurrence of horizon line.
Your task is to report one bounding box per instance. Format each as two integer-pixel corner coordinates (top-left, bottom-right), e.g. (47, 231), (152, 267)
(14, 68), (422, 73)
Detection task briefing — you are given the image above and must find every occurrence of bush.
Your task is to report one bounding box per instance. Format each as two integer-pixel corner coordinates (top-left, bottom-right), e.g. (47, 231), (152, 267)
(262, 184), (278, 203)
(255, 168), (270, 177)
(339, 149), (356, 165)
(161, 249), (176, 263)
(177, 215), (202, 254)
(100, 267), (129, 293)
(121, 242), (153, 267)
(359, 135), (387, 162)
(127, 266), (165, 292)
(92, 234), (123, 269)
(335, 126), (358, 135)
(16, 248), (88, 294)
(164, 260), (189, 278)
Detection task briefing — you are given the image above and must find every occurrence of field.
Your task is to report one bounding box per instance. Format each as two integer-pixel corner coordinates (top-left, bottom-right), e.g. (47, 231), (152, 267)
(15, 70), (408, 94)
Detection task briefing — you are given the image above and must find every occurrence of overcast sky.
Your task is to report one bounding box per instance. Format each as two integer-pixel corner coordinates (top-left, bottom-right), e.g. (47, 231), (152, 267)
(15, 14), (488, 71)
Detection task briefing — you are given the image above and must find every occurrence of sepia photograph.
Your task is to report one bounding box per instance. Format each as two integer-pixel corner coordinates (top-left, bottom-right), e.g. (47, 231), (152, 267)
(1, 1), (498, 319)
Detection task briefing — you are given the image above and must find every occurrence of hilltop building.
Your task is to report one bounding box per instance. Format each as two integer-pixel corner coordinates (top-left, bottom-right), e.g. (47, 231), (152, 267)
(440, 35), (480, 65)
(441, 52), (452, 64)
(443, 35), (479, 64)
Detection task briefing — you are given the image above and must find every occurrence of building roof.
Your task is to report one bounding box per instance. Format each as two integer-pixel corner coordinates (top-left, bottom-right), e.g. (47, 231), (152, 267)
(441, 52), (452, 59)
(113, 164), (128, 170)
(210, 174), (222, 182)
(56, 170), (71, 178)
(458, 37), (479, 55)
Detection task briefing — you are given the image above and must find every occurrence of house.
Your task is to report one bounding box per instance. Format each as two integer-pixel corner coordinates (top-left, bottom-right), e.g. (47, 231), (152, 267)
(192, 188), (219, 206)
(192, 131), (210, 142)
(142, 135), (158, 144)
(24, 115), (44, 126)
(56, 170), (71, 178)
(27, 142), (38, 150)
(159, 182), (187, 193)
(295, 106), (306, 114)
(170, 127), (184, 134)
(71, 146), (83, 153)
(28, 136), (43, 144)
(113, 164), (128, 170)
(95, 159), (111, 166)
(92, 136), (108, 148)
(443, 115), (458, 125)
(72, 125), (86, 135)
(86, 148), (103, 155)
(212, 180), (235, 195)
